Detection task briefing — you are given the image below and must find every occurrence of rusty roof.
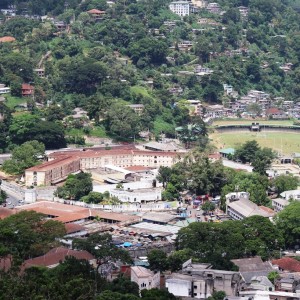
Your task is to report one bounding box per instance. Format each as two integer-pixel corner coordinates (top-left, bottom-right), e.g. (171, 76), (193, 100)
(23, 247), (94, 269)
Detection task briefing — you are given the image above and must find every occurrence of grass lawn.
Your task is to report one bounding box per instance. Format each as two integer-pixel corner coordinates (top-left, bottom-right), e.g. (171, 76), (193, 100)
(213, 119), (294, 126)
(5, 95), (26, 109)
(210, 131), (300, 155)
(130, 86), (152, 98)
(90, 126), (107, 138)
(66, 126), (107, 138)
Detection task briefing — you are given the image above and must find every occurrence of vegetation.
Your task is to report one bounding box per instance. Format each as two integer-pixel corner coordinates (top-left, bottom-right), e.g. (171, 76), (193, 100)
(210, 131), (300, 155)
(2, 140), (45, 175)
(55, 172), (93, 200)
(177, 215), (284, 270)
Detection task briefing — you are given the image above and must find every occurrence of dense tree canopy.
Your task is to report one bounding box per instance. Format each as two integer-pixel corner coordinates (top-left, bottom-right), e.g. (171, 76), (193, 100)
(2, 140), (45, 175)
(55, 172), (93, 200)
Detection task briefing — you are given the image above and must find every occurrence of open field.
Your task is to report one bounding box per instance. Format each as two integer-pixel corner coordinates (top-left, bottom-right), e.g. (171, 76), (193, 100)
(210, 131), (300, 155)
(213, 119), (294, 126)
(4, 95), (26, 109)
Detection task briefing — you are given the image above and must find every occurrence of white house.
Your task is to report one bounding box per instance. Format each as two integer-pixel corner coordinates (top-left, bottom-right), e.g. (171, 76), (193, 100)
(131, 266), (160, 293)
(0, 84), (10, 94)
(169, 1), (191, 16)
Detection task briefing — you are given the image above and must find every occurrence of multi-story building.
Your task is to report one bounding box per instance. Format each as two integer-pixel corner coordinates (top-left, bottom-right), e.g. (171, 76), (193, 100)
(166, 262), (241, 298)
(169, 1), (191, 17)
(206, 2), (221, 14)
(127, 104), (144, 115)
(25, 149), (183, 186)
(225, 192), (275, 220)
(34, 68), (45, 78)
(131, 266), (160, 292)
(25, 156), (81, 186)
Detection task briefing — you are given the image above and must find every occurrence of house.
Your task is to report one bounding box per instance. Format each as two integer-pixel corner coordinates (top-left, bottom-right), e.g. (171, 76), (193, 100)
(266, 107), (287, 119)
(169, 1), (191, 17)
(22, 247), (95, 269)
(87, 9), (106, 21)
(131, 266), (160, 292)
(34, 68), (45, 78)
(206, 2), (221, 14)
(0, 84), (10, 94)
(238, 6), (249, 18)
(272, 257), (300, 273)
(275, 275), (300, 293)
(21, 84), (34, 97)
(0, 36), (16, 43)
(127, 104), (144, 115)
(249, 276), (274, 291)
(219, 148), (235, 158)
(187, 100), (202, 116)
(231, 257), (274, 289)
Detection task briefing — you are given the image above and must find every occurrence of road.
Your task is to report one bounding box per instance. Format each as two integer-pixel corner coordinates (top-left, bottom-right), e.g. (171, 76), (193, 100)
(3, 193), (23, 209)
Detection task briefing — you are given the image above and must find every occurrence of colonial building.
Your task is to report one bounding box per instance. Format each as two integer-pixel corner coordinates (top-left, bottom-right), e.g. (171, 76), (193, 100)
(25, 156), (81, 186)
(25, 149), (183, 186)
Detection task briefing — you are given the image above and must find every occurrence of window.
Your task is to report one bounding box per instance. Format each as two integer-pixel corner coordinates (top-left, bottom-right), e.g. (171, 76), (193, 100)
(194, 286), (197, 289)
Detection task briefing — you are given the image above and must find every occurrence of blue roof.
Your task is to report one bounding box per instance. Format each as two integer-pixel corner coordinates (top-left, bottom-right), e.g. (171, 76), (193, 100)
(219, 148), (235, 155)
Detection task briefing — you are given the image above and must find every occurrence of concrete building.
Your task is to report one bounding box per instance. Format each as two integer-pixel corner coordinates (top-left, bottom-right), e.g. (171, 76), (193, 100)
(25, 149), (183, 186)
(110, 187), (162, 203)
(225, 192), (274, 220)
(166, 262), (241, 298)
(0, 84), (10, 94)
(25, 156), (81, 186)
(169, 1), (191, 16)
(127, 104), (144, 115)
(131, 266), (160, 292)
(34, 68), (45, 78)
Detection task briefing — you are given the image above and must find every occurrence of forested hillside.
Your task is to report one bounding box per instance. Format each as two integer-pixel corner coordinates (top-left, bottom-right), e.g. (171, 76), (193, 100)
(0, 0), (299, 149)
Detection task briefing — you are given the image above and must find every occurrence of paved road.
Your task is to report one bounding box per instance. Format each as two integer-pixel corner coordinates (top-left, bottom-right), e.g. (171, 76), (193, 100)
(3, 193), (24, 209)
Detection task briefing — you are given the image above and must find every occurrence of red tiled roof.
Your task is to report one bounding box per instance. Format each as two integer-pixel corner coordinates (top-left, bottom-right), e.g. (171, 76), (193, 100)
(266, 108), (283, 115)
(17, 201), (141, 224)
(259, 206), (275, 214)
(22, 84), (34, 90)
(0, 36), (15, 42)
(0, 207), (15, 219)
(26, 156), (78, 172)
(272, 257), (300, 272)
(125, 165), (151, 172)
(23, 247), (95, 269)
(87, 9), (106, 14)
(65, 223), (85, 234)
